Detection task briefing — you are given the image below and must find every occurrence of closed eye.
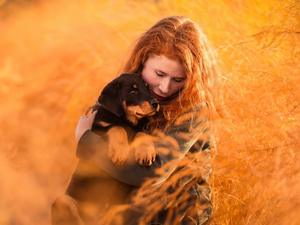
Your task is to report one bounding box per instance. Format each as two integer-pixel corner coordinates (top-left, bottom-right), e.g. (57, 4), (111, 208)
(155, 71), (164, 77)
(156, 71), (185, 83)
(173, 78), (186, 83)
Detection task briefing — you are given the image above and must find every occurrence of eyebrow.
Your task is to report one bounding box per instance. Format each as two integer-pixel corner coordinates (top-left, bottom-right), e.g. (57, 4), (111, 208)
(157, 70), (187, 79)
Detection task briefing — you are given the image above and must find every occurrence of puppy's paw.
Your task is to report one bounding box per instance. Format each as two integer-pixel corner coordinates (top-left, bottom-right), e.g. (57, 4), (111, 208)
(108, 141), (130, 165)
(135, 143), (156, 166)
(107, 126), (130, 165)
(108, 142), (129, 165)
(133, 132), (156, 166)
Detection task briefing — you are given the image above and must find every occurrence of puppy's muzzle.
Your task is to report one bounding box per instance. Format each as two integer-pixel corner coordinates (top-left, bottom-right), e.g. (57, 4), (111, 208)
(150, 99), (159, 112)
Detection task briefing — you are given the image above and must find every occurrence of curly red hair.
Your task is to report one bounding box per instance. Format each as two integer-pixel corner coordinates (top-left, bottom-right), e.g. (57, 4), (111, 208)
(121, 15), (223, 128)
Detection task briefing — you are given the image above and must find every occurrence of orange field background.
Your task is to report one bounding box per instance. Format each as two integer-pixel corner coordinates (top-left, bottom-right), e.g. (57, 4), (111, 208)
(0, 0), (299, 224)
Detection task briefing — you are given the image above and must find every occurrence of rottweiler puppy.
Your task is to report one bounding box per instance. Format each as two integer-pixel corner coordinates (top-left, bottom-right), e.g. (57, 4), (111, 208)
(51, 73), (159, 225)
(92, 73), (159, 166)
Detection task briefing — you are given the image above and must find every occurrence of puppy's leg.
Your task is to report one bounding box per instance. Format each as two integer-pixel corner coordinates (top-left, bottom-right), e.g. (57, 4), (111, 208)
(51, 195), (85, 225)
(107, 126), (130, 165)
(134, 132), (156, 166)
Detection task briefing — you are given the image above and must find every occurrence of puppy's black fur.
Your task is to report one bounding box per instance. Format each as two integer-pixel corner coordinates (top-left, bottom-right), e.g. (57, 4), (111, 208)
(51, 73), (159, 225)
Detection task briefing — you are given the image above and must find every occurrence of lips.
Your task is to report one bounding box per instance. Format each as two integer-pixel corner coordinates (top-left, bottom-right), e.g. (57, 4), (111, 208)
(151, 91), (166, 101)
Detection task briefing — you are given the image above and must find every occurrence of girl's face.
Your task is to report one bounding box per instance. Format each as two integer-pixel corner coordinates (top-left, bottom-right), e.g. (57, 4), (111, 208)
(141, 54), (187, 101)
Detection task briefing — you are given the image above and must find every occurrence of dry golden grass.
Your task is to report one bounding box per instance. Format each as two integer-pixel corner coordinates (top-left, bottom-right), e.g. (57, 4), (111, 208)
(0, 0), (299, 224)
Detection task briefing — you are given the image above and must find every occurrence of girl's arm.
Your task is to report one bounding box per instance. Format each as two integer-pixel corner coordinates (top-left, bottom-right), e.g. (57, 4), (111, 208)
(76, 104), (210, 187)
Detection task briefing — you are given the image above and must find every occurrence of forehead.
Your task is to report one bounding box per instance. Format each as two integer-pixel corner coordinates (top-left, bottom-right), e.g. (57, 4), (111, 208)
(146, 54), (186, 79)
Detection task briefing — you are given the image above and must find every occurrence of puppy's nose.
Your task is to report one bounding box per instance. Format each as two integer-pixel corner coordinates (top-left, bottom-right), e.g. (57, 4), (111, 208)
(150, 99), (159, 109)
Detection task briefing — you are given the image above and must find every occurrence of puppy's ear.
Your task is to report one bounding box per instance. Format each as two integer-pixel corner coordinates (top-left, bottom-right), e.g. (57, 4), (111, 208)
(98, 77), (124, 117)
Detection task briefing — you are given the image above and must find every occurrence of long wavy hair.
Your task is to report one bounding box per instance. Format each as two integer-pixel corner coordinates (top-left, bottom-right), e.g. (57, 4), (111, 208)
(121, 15), (223, 129)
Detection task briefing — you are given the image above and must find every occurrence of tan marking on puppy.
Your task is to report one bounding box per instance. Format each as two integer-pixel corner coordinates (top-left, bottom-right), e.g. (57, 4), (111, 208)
(122, 101), (139, 125)
(133, 84), (137, 88)
(122, 101), (157, 125)
(156, 103), (160, 112)
(107, 126), (129, 165)
(141, 101), (157, 115)
(94, 121), (112, 127)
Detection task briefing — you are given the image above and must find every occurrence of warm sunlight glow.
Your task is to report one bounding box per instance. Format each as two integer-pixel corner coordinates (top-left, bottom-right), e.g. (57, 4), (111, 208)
(0, 0), (299, 224)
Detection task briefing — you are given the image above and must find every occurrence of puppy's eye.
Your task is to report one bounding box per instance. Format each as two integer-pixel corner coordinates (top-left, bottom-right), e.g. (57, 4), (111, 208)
(130, 90), (138, 95)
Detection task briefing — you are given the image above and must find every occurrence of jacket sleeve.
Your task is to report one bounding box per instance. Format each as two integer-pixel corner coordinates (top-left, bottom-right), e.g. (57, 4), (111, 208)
(76, 104), (210, 187)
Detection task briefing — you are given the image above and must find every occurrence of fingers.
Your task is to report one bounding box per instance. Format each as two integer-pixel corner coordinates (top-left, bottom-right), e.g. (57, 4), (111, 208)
(81, 110), (98, 120)
(89, 110), (98, 119)
(75, 110), (98, 143)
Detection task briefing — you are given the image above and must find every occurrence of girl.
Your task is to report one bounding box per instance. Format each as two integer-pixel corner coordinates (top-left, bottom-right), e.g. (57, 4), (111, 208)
(74, 15), (222, 225)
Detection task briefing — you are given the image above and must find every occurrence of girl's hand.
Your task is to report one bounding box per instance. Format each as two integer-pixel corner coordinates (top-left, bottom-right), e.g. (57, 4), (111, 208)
(75, 110), (98, 143)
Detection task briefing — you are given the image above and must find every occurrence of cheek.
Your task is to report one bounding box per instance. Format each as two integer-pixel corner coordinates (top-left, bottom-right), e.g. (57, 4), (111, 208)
(141, 70), (156, 88)
(170, 82), (184, 95)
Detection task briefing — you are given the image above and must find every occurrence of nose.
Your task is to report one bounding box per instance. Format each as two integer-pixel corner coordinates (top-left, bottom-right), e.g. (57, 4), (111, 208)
(159, 78), (170, 94)
(150, 99), (159, 109)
